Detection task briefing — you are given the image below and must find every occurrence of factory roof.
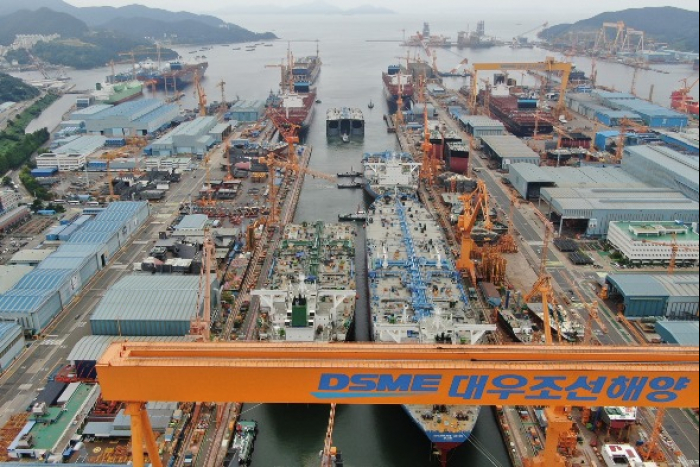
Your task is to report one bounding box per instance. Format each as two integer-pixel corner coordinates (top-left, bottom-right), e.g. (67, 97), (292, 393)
(0, 322), (22, 339)
(230, 100), (265, 111)
(13, 269), (74, 291)
(68, 335), (196, 362)
(90, 275), (203, 323)
(209, 122), (231, 134)
(655, 321), (699, 346)
(0, 265), (35, 294)
(0, 289), (55, 313)
(458, 115), (506, 128)
(134, 102), (178, 125)
(93, 98), (162, 120)
(608, 274), (699, 298)
(36, 250), (95, 271)
(175, 214), (209, 230)
(609, 221), (700, 244)
(509, 164), (646, 188)
(624, 145), (699, 177)
(49, 135), (106, 156)
(545, 187), (699, 213)
(71, 104), (113, 117)
(481, 135), (540, 160)
(153, 116), (217, 146)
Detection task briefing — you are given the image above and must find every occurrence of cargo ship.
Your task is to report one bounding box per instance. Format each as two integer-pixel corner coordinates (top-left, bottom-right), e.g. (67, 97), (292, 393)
(252, 222), (356, 343)
(361, 151), (421, 199)
(383, 65), (414, 112)
(326, 108), (365, 139)
(227, 420), (257, 465)
(292, 54), (322, 85)
(366, 193), (495, 464)
(670, 89), (700, 116)
(92, 81), (143, 105)
(266, 82), (317, 135)
(498, 308), (536, 343)
(109, 60), (208, 90)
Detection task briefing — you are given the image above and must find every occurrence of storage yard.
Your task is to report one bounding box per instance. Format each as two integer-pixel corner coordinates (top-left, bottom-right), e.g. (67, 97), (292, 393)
(0, 21), (698, 467)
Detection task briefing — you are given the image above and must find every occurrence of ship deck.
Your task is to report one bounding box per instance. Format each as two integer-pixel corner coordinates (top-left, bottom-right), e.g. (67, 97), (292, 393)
(326, 108), (364, 122)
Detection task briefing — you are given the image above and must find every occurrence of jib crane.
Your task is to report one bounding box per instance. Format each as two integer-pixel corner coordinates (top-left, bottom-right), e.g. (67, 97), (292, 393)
(614, 117), (650, 163)
(497, 192), (519, 254)
(456, 180), (490, 286)
(100, 151), (125, 202)
(194, 70), (207, 117)
(470, 58), (572, 118)
(96, 342), (699, 467)
(258, 154), (336, 225)
(642, 232), (700, 274)
(217, 80), (228, 116)
(190, 229), (215, 340)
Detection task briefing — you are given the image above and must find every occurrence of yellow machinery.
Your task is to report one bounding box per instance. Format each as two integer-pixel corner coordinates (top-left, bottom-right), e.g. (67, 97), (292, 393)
(100, 151), (125, 202)
(614, 117), (650, 163)
(258, 154), (336, 225)
(194, 70), (207, 117)
(497, 192), (519, 254)
(562, 274), (608, 345)
(470, 58), (572, 117)
(189, 229), (215, 341)
(456, 180), (490, 286)
(96, 342), (699, 467)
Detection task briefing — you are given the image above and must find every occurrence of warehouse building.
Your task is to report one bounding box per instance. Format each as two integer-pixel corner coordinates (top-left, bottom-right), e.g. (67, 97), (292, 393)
(607, 221), (699, 266)
(622, 145), (699, 202)
(653, 129), (699, 154)
(68, 335), (196, 379)
(567, 91), (689, 128)
(0, 202), (150, 334)
(70, 99), (178, 137)
(481, 135), (541, 171)
(508, 163), (646, 200)
(542, 187), (699, 237)
(90, 274), (220, 336)
(655, 321), (699, 345)
(0, 322), (24, 371)
(9, 249), (55, 266)
(457, 115), (506, 139)
(606, 273), (699, 319)
(36, 136), (107, 171)
(225, 100), (266, 122)
(150, 116), (218, 156)
(0, 265), (34, 294)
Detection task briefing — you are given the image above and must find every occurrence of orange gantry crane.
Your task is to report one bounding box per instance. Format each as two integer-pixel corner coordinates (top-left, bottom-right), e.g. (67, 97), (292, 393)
(456, 179), (491, 286)
(95, 342), (699, 467)
(498, 192), (519, 254)
(470, 58), (572, 117)
(641, 232), (700, 274)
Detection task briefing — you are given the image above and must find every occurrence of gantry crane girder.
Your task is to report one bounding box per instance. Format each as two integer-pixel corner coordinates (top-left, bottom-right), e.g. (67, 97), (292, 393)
(470, 58), (572, 117)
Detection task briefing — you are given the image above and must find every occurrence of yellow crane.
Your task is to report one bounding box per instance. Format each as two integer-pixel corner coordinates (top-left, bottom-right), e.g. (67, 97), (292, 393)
(497, 192), (519, 254)
(190, 228), (215, 341)
(642, 232), (700, 274)
(194, 70), (207, 117)
(562, 274), (607, 345)
(614, 117), (650, 163)
(456, 180), (490, 286)
(258, 154), (336, 225)
(470, 58), (572, 117)
(100, 151), (126, 202)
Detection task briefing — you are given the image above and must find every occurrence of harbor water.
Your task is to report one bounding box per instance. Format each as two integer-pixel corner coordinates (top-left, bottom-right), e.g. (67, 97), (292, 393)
(11, 13), (697, 467)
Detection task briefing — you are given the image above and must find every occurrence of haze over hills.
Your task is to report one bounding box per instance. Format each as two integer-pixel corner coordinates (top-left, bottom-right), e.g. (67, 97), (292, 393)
(226, 1), (395, 15)
(540, 6), (699, 52)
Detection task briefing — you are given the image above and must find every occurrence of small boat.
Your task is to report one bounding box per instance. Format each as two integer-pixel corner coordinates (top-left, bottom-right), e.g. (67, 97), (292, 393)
(338, 180), (363, 189)
(342, 134), (350, 143)
(339, 206), (368, 222)
(368, 100), (375, 109)
(337, 168), (362, 178)
(316, 99), (322, 104)
(233, 47), (241, 51)
(264, 44), (274, 47)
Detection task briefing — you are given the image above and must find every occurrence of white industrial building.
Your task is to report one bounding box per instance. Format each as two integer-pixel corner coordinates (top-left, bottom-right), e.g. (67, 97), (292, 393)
(0, 189), (21, 214)
(622, 145), (699, 202)
(36, 135), (107, 171)
(150, 116), (218, 156)
(607, 221), (699, 266)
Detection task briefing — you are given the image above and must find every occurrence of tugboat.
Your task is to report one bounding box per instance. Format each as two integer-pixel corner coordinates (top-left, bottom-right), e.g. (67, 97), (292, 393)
(338, 206), (368, 222)
(368, 100), (375, 109)
(342, 134), (350, 143)
(337, 168), (363, 178)
(228, 420), (257, 465)
(337, 180), (363, 189)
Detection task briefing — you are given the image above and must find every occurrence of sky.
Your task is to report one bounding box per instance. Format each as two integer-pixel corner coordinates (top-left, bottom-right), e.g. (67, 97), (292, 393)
(64, 0), (700, 16)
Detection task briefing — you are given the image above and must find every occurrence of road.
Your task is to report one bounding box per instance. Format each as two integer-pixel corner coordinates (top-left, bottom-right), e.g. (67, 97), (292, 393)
(0, 168), (211, 426)
(431, 99), (700, 466)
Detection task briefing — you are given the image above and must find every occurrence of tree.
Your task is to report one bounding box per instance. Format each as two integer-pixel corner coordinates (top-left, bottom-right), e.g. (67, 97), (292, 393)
(2, 176), (12, 187)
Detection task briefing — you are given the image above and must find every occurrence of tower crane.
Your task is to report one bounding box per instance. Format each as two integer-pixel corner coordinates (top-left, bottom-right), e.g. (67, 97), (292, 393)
(258, 154), (336, 225)
(194, 70), (207, 117)
(217, 80), (228, 116)
(614, 117), (650, 163)
(100, 151), (126, 202)
(641, 232), (700, 275)
(497, 192), (519, 254)
(265, 59), (289, 92)
(190, 229), (215, 340)
(456, 180), (490, 286)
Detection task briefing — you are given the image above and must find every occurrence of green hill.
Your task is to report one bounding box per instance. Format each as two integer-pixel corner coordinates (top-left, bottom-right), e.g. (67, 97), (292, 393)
(540, 7), (699, 53)
(0, 73), (40, 103)
(0, 7), (89, 46)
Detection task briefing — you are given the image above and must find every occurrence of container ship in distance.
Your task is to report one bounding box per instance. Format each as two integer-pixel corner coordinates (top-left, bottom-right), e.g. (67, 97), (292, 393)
(383, 65), (414, 112)
(366, 193), (495, 463)
(326, 108), (365, 138)
(362, 151), (421, 199)
(252, 222), (356, 342)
